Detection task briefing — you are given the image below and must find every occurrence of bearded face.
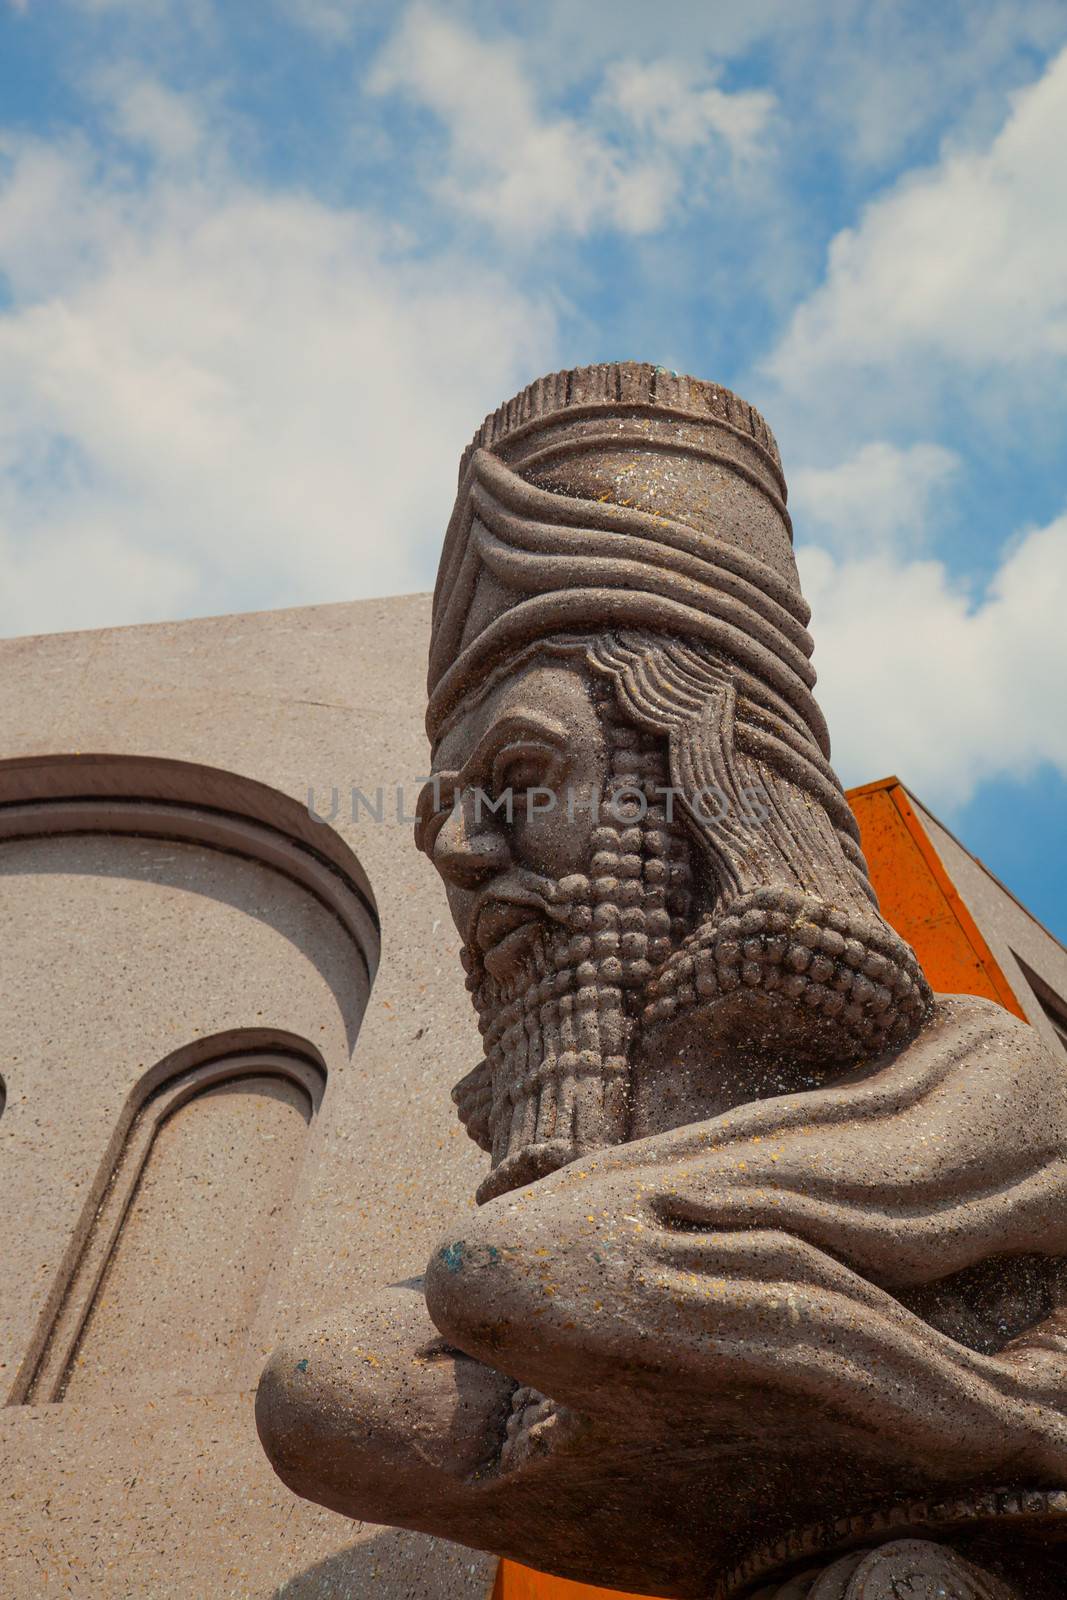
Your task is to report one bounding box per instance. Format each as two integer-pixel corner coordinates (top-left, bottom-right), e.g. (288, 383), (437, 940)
(417, 640), (931, 1201)
(416, 654), (687, 1200)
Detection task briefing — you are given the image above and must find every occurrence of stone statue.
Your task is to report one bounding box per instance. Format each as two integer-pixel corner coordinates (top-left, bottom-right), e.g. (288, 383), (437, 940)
(257, 365), (1067, 1597)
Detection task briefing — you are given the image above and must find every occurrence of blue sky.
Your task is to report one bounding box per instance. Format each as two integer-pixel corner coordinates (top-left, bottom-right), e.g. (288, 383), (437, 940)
(1, 0), (1066, 937)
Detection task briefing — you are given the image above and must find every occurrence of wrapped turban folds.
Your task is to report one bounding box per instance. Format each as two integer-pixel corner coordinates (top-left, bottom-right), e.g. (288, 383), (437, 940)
(427, 362), (868, 884)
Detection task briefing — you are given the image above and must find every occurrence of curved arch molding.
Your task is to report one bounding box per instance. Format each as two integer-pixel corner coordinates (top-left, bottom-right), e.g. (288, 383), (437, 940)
(1, 754), (380, 1406)
(0, 752), (379, 981)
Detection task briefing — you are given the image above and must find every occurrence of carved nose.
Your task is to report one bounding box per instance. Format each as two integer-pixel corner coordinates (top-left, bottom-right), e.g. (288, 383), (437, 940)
(432, 818), (510, 890)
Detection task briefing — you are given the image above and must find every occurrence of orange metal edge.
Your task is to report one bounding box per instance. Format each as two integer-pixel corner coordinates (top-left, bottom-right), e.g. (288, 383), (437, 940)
(845, 774), (903, 801)
(884, 782), (1025, 1019)
(495, 1564), (644, 1599)
(493, 775), (1027, 1599)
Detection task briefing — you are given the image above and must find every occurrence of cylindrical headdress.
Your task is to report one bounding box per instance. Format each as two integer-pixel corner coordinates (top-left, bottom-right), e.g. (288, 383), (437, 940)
(428, 362), (859, 855)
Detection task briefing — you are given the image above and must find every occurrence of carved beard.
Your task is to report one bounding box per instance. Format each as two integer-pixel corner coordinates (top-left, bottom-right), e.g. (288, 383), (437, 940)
(642, 762), (933, 1069)
(466, 885), (632, 1204)
(581, 633), (933, 1072)
(460, 716), (690, 1204)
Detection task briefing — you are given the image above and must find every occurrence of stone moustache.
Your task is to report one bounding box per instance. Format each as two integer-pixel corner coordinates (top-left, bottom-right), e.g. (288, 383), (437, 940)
(257, 365), (1067, 1598)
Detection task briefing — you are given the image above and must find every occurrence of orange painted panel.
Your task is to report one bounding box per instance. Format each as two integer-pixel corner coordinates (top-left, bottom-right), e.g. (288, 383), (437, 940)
(494, 1564), (645, 1600)
(848, 779), (1024, 1018)
(494, 776), (1025, 1599)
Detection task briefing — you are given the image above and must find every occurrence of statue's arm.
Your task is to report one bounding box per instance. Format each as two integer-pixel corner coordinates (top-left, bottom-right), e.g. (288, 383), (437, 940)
(599, 996), (1067, 1289)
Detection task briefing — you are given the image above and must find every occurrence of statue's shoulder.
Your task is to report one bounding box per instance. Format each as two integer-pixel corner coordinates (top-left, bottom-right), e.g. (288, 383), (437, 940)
(926, 990), (1039, 1037)
(911, 990), (1057, 1075)
(927, 985), (1030, 1024)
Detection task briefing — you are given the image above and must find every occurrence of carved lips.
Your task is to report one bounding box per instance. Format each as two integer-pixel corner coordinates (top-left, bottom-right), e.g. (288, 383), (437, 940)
(471, 882), (560, 979)
(474, 898), (542, 978)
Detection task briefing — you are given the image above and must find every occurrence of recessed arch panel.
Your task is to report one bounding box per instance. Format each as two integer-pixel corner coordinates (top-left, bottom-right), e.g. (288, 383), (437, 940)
(0, 753), (379, 1406)
(26, 1045), (326, 1405)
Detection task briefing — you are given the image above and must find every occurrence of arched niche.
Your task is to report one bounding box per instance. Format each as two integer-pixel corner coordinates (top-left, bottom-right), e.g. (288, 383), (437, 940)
(27, 1043), (326, 1405)
(0, 754), (379, 1406)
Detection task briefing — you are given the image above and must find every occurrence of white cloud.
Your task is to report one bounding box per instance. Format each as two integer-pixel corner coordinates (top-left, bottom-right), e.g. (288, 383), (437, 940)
(801, 511), (1067, 805)
(598, 60), (773, 159)
(368, 4), (774, 240)
(462, 0), (1067, 178)
(0, 522), (196, 637)
(766, 0), (1067, 171)
(768, 45), (1067, 404)
(790, 441), (959, 556)
(760, 35), (1067, 814)
(98, 71), (207, 163)
(0, 116), (556, 638)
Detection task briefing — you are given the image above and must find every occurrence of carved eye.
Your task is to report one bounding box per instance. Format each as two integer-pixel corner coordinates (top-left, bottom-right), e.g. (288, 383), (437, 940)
(491, 741), (560, 804)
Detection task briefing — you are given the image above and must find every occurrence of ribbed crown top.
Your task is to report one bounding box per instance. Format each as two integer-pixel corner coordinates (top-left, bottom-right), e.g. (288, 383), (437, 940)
(458, 361), (784, 494)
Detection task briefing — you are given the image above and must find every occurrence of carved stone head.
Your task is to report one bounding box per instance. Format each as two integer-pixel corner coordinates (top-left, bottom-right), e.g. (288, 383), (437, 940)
(418, 363), (931, 1202)
(257, 365), (1067, 1600)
